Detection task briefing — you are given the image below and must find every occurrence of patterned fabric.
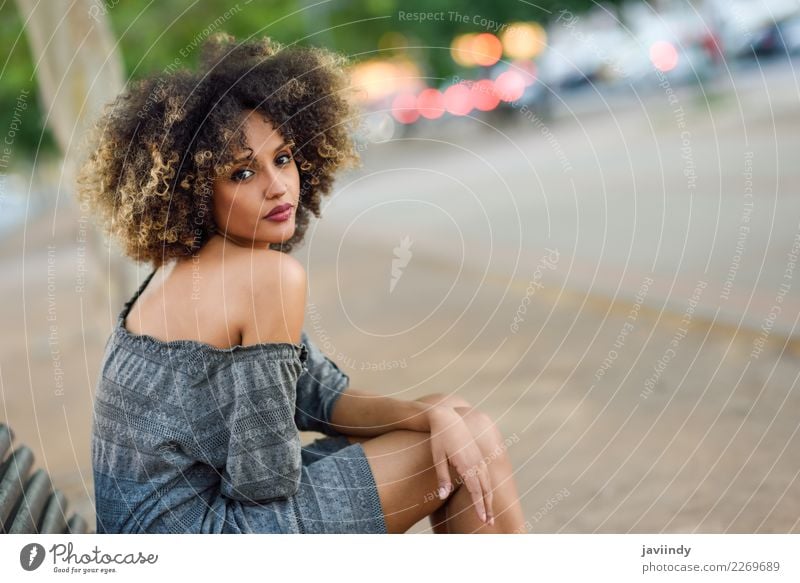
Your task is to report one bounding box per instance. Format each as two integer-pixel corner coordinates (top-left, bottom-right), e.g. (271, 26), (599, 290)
(90, 270), (386, 534)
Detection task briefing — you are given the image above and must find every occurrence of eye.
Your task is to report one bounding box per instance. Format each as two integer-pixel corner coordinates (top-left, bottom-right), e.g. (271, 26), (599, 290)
(231, 168), (254, 182)
(276, 152), (293, 166)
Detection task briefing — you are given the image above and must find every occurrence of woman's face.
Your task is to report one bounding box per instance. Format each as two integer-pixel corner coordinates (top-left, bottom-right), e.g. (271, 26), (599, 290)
(212, 109), (301, 247)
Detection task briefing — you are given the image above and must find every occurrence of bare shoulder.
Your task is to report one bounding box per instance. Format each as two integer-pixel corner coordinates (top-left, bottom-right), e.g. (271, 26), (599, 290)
(224, 247), (307, 346)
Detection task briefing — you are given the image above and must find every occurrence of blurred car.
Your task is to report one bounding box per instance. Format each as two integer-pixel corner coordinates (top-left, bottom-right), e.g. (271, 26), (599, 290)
(706, 0), (800, 59)
(621, 1), (720, 87)
(536, 9), (632, 91)
(778, 13), (800, 54)
(747, 13), (800, 56)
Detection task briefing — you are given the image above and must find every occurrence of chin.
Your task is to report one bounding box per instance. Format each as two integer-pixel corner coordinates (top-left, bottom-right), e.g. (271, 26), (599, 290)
(261, 223), (296, 244)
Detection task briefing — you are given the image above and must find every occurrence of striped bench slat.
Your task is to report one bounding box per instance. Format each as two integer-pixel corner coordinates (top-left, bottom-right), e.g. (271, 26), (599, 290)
(0, 423), (92, 534)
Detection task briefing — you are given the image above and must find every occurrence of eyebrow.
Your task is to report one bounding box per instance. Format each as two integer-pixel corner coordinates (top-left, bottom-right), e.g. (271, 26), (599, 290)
(233, 140), (293, 164)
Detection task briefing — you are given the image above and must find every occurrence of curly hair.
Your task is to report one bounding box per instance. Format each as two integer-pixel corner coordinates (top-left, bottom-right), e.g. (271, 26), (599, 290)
(76, 32), (364, 266)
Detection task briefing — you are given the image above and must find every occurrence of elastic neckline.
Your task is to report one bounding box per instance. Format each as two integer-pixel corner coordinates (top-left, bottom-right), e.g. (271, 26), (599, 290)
(113, 267), (309, 368)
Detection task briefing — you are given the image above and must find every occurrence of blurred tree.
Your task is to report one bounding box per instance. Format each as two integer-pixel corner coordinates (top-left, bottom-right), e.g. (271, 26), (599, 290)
(0, 2), (58, 162)
(14, 0), (123, 158)
(13, 0), (135, 316)
(1, 0), (626, 160)
(302, 0), (627, 84)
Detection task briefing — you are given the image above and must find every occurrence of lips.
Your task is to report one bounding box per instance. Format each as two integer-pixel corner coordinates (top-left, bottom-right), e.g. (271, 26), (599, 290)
(265, 203), (293, 218)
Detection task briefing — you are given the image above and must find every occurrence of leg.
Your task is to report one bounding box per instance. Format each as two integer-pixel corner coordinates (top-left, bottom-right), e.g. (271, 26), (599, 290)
(346, 392), (472, 533)
(414, 393), (473, 533)
(415, 394), (526, 534)
(435, 405), (525, 534)
(347, 394), (525, 533)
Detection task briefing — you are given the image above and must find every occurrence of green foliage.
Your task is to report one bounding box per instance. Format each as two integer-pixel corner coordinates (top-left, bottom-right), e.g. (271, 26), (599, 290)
(0, 0), (618, 163)
(0, 3), (58, 164)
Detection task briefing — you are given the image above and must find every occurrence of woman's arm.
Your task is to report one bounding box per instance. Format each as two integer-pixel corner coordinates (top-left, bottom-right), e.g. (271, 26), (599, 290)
(327, 387), (440, 436)
(294, 331), (445, 437)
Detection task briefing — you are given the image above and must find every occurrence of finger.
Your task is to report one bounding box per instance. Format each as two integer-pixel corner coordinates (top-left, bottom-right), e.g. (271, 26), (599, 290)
(476, 460), (494, 525)
(462, 471), (486, 523)
(431, 447), (452, 500)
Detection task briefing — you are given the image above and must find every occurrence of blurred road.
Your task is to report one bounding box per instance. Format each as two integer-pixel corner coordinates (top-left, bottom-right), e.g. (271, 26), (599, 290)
(339, 57), (800, 341)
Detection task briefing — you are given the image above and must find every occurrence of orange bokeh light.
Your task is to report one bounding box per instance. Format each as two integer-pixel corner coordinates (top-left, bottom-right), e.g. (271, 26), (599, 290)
(451, 32), (502, 67)
(451, 33), (477, 67)
(471, 33), (503, 67)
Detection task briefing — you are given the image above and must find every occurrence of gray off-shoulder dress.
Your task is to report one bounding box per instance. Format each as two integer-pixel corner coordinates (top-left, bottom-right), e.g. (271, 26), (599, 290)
(91, 269), (387, 534)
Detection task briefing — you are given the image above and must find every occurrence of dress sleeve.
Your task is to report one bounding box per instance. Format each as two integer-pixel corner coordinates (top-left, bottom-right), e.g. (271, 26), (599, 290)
(294, 330), (351, 437)
(219, 352), (307, 503)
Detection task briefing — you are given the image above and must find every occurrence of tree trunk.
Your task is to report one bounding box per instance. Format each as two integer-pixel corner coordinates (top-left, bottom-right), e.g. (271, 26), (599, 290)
(14, 0), (138, 315)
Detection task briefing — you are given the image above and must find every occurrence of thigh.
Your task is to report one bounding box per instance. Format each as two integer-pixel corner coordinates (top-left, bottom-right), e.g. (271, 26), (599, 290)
(355, 398), (507, 533)
(358, 429), (459, 534)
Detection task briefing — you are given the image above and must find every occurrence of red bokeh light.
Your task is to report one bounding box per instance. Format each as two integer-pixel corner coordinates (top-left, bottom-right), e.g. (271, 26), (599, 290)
(650, 41), (679, 72)
(444, 83), (473, 116)
(471, 79), (500, 111)
(417, 88), (445, 119)
(494, 71), (526, 102)
(391, 92), (419, 124)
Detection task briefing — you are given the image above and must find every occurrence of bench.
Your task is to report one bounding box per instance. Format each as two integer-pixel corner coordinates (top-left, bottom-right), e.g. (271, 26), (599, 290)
(0, 423), (91, 534)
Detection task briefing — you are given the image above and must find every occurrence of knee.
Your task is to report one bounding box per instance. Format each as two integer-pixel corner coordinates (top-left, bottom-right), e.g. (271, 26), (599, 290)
(416, 392), (472, 410)
(455, 406), (512, 462)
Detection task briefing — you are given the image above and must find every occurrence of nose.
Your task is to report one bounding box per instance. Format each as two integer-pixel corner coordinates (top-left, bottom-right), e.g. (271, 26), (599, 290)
(263, 173), (288, 199)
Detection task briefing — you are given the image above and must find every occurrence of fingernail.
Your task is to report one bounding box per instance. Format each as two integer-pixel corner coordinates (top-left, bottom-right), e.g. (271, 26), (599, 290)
(480, 511), (486, 522)
(438, 486), (447, 500)
(490, 516), (495, 525)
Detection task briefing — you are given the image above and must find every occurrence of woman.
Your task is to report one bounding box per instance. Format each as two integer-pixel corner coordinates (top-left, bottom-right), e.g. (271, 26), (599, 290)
(77, 32), (525, 534)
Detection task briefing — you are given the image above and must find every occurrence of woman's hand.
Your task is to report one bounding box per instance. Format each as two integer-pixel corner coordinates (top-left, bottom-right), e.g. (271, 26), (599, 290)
(426, 406), (495, 525)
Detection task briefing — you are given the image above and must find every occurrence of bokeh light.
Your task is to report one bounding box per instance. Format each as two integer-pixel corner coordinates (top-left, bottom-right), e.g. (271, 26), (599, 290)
(471, 79), (500, 111)
(444, 82), (473, 116)
(416, 88), (445, 119)
(451, 33), (477, 67)
(350, 57), (423, 102)
(501, 22), (547, 60)
(650, 40), (679, 72)
(390, 92), (419, 124)
(471, 33), (503, 67)
(494, 70), (526, 102)
(451, 32), (502, 67)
